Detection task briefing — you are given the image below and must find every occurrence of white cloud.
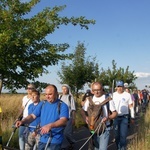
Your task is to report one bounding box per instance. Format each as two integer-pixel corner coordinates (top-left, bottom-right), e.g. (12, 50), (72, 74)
(134, 72), (150, 78)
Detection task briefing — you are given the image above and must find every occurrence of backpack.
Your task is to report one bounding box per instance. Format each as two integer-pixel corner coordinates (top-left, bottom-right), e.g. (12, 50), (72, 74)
(87, 95), (112, 135)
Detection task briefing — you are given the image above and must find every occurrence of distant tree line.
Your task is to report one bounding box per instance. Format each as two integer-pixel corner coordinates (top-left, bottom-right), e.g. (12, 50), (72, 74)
(58, 42), (137, 99)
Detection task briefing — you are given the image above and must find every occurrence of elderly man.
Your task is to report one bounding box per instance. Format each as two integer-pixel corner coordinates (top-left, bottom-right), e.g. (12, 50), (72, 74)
(81, 82), (117, 150)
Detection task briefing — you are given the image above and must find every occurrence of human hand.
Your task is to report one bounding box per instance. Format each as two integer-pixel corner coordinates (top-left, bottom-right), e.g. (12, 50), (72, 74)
(15, 121), (22, 128)
(40, 124), (51, 135)
(130, 118), (135, 124)
(101, 117), (108, 123)
(32, 131), (38, 137)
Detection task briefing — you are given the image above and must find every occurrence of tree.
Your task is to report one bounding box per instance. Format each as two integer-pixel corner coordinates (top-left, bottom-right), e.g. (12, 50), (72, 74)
(0, 0), (95, 93)
(96, 60), (137, 90)
(57, 42), (99, 97)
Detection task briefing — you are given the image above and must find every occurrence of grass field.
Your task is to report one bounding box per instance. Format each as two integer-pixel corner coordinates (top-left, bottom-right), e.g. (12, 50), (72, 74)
(0, 93), (85, 148)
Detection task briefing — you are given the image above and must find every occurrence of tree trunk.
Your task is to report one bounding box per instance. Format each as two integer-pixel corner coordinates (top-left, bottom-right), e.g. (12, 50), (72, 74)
(0, 77), (2, 94)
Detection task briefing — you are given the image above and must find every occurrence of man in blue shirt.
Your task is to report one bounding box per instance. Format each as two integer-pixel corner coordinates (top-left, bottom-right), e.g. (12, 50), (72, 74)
(16, 84), (69, 150)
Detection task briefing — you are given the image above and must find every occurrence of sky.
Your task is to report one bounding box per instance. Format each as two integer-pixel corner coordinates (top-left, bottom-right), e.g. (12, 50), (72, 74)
(5, 0), (150, 93)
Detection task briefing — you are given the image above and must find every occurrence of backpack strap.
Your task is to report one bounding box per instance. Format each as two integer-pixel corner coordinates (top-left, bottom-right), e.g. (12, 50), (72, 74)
(59, 95), (62, 99)
(88, 96), (95, 105)
(100, 96), (112, 106)
(68, 95), (71, 104)
(57, 100), (62, 114)
(37, 100), (62, 126)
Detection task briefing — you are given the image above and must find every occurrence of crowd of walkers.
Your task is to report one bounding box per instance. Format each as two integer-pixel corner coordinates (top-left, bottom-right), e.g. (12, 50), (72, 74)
(80, 82), (149, 150)
(1, 81), (149, 150)
(15, 83), (76, 150)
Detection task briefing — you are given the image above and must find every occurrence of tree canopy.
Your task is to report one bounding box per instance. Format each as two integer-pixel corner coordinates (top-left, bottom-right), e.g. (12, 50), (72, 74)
(0, 0), (95, 93)
(58, 51), (137, 96)
(96, 60), (137, 90)
(58, 42), (99, 95)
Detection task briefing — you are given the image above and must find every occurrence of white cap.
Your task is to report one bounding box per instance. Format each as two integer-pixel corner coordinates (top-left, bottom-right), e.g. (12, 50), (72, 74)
(124, 83), (129, 88)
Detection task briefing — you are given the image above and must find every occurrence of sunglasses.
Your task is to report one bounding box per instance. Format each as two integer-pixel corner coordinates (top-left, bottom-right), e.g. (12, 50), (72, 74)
(92, 89), (103, 92)
(27, 87), (34, 90)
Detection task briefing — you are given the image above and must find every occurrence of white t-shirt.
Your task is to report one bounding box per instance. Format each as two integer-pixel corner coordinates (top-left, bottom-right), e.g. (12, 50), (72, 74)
(113, 91), (133, 116)
(82, 95), (116, 112)
(82, 94), (116, 126)
(22, 95), (33, 118)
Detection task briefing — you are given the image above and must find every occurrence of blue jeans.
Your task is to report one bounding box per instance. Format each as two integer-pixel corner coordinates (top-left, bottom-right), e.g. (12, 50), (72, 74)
(114, 115), (129, 150)
(38, 142), (61, 150)
(19, 126), (26, 150)
(93, 128), (110, 150)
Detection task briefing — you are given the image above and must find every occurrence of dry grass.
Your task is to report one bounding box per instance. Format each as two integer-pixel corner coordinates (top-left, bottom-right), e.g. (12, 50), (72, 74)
(127, 106), (150, 150)
(1, 94), (150, 150)
(0, 93), (85, 148)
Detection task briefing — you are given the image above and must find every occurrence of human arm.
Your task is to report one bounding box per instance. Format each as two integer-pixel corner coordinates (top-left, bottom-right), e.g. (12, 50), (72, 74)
(102, 100), (118, 123)
(71, 110), (76, 125)
(15, 114), (36, 127)
(108, 110), (118, 120)
(80, 109), (88, 124)
(129, 103), (135, 124)
(102, 110), (118, 123)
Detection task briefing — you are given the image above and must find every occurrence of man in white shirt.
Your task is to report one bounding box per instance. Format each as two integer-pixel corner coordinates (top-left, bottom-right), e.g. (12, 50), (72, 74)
(81, 82), (117, 150)
(113, 80), (135, 150)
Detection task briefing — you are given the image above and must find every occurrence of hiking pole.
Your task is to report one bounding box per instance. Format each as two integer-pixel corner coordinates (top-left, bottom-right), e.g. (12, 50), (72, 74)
(44, 131), (52, 150)
(6, 127), (17, 147)
(5, 118), (24, 147)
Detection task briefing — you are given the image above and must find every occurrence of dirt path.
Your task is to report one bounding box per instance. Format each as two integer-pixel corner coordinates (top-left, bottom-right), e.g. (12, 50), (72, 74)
(64, 115), (140, 150)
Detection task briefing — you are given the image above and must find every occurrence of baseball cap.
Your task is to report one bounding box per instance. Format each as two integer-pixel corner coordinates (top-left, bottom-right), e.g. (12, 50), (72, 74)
(116, 80), (124, 87)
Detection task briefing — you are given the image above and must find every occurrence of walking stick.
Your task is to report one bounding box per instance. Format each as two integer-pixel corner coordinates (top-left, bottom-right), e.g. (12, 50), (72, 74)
(6, 127), (17, 147)
(44, 131), (52, 150)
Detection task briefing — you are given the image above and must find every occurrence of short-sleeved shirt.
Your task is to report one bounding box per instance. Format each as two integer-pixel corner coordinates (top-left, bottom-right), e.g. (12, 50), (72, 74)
(28, 103), (41, 132)
(113, 91), (133, 116)
(60, 94), (76, 118)
(82, 95), (116, 112)
(33, 99), (69, 144)
(82, 94), (116, 126)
